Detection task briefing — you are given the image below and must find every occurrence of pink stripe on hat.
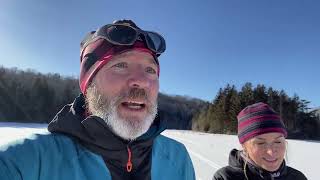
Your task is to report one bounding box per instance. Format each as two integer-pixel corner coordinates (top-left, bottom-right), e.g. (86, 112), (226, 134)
(238, 114), (281, 129)
(237, 102), (287, 144)
(79, 41), (159, 94)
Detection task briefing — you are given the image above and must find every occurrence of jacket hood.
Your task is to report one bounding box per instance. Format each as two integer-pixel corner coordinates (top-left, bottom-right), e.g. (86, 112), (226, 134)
(47, 93), (166, 150)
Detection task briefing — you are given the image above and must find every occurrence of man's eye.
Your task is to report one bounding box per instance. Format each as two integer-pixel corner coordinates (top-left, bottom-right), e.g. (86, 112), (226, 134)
(256, 142), (265, 145)
(113, 62), (127, 68)
(146, 67), (157, 74)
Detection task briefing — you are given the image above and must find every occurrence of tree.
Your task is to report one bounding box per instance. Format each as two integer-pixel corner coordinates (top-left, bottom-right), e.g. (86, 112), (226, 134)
(239, 82), (255, 107)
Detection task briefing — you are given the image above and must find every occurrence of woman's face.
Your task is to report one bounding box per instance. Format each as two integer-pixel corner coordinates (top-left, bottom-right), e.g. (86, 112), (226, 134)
(242, 132), (286, 172)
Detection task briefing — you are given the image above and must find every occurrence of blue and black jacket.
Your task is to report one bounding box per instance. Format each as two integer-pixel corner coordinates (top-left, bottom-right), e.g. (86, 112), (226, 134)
(0, 94), (195, 180)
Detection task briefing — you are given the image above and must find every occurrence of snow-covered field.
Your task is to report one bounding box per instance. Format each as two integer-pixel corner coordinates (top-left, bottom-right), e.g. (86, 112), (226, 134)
(0, 123), (319, 180)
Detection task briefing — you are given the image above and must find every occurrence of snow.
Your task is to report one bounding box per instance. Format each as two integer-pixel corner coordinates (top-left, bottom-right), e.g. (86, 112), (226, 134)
(163, 130), (319, 180)
(0, 123), (319, 180)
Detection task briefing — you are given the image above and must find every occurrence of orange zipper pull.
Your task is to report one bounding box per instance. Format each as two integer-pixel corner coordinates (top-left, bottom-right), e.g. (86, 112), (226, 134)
(126, 146), (133, 172)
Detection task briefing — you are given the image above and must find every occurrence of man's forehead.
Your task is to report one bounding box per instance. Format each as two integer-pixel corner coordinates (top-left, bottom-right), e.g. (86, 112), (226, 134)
(110, 50), (157, 65)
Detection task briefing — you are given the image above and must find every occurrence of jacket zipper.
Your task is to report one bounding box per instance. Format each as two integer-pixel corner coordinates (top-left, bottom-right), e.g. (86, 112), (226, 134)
(126, 146), (133, 172)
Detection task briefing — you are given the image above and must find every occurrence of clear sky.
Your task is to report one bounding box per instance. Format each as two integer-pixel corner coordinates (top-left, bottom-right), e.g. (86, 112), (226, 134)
(0, 0), (319, 107)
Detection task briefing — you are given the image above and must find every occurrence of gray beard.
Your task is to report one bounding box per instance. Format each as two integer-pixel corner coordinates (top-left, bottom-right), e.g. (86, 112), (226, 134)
(85, 83), (157, 141)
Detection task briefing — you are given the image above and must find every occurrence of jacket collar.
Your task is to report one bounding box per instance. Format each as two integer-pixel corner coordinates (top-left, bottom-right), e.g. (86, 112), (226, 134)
(48, 93), (165, 151)
(228, 149), (288, 179)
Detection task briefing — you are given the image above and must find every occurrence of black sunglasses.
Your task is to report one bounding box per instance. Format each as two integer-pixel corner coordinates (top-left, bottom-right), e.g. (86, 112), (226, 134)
(81, 24), (166, 56)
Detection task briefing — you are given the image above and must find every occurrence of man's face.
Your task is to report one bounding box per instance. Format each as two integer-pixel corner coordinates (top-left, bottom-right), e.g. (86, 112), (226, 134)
(86, 50), (159, 140)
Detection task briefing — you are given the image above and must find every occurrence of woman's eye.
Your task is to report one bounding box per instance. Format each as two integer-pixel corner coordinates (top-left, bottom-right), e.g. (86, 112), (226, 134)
(146, 67), (157, 74)
(256, 142), (265, 145)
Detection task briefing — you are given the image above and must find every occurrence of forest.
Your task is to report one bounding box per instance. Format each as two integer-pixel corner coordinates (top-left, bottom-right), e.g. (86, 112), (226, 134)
(1, 66), (319, 140)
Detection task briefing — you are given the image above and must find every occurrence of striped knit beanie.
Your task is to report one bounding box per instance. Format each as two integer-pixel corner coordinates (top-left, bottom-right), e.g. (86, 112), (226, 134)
(237, 102), (287, 144)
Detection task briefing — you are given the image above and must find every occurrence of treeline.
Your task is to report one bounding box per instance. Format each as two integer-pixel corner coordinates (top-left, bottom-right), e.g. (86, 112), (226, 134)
(192, 83), (320, 140)
(0, 67), (79, 123)
(1, 66), (319, 140)
(0, 66), (206, 129)
(158, 93), (209, 129)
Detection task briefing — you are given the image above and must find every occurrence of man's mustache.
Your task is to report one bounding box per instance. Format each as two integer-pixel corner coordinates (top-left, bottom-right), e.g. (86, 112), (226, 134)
(118, 88), (149, 102)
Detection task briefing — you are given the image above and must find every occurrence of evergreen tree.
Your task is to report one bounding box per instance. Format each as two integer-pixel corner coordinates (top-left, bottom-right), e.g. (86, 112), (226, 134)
(239, 82), (255, 107)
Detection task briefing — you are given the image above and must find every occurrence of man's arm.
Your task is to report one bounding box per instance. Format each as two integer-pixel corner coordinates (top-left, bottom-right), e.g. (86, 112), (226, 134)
(0, 155), (22, 180)
(0, 134), (50, 180)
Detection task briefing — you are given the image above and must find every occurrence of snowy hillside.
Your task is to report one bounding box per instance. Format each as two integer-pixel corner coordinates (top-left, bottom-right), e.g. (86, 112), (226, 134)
(0, 123), (319, 180)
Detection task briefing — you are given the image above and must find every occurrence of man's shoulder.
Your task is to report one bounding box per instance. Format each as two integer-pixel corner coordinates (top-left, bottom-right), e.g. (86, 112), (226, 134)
(154, 134), (187, 152)
(0, 133), (86, 161)
(151, 135), (195, 179)
(0, 133), (109, 180)
(1, 133), (69, 150)
(153, 134), (191, 162)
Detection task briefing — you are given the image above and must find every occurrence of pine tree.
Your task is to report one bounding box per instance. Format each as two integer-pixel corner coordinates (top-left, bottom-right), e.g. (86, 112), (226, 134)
(239, 82), (255, 108)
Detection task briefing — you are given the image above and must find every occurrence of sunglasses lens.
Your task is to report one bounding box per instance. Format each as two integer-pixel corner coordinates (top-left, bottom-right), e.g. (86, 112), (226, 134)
(93, 24), (166, 55)
(106, 25), (137, 45)
(145, 32), (166, 54)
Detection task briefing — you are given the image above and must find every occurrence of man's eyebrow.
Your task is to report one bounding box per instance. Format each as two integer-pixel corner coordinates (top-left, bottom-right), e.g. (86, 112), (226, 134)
(147, 57), (158, 66)
(255, 137), (266, 141)
(108, 50), (158, 68)
(116, 54), (157, 66)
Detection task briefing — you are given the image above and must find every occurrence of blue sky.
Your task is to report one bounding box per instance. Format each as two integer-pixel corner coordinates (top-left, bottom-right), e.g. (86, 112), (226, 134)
(0, 0), (319, 107)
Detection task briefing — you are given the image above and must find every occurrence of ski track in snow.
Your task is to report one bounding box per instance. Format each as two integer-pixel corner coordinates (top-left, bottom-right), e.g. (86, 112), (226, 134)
(169, 136), (221, 168)
(0, 123), (319, 180)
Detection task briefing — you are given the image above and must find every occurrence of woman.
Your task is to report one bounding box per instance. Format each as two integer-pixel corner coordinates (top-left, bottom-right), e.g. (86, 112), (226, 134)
(213, 102), (307, 180)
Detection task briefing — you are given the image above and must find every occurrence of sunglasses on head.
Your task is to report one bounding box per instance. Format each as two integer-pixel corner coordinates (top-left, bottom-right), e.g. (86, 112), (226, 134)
(81, 24), (166, 56)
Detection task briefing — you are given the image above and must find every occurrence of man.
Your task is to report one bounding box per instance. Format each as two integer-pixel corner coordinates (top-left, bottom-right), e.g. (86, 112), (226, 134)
(0, 20), (195, 180)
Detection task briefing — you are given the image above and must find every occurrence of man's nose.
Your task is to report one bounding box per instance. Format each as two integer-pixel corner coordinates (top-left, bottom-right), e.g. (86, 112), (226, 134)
(127, 69), (150, 89)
